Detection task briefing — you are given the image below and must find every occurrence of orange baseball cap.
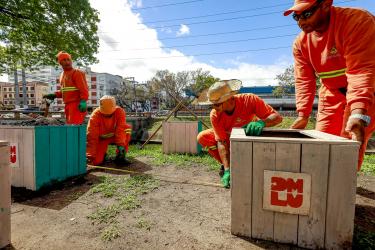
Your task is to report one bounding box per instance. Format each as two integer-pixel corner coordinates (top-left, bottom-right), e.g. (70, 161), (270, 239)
(99, 95), (117, 115)
(284, 0), (318, 16)
(56, 51), (71, 63)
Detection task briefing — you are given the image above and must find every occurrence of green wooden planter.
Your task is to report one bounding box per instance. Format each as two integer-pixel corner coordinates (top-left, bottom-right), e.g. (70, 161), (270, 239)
(0, 125), (87, 191)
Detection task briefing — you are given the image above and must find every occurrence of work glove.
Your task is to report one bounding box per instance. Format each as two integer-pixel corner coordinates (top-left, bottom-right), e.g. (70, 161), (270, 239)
(116, 146), (126, 157)
(221, 169), (230, 188)
(244, 120), (265, 136)
(43, 93), (56, 100)
(78, 100), (87, 112)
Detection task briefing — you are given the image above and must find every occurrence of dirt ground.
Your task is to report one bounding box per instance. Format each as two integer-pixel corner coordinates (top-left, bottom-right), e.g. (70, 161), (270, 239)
(6, 156), (375, 250)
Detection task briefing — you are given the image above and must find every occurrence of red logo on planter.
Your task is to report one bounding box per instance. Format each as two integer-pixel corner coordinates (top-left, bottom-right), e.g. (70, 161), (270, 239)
(10, 145), (17, 164)
(270, 177), (303, 208)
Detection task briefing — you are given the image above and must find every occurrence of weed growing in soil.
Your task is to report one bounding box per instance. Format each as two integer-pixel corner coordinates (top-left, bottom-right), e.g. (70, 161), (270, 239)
(88, 175), (159, 241)
(136, 218), (151, 231)
(361, 155), (375, 176)
(101, 224), (121, 242)
(353, 225), (375, 249)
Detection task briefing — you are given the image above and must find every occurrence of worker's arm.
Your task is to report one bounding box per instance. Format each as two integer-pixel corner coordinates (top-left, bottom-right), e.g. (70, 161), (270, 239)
(210, 111), (230, 169)
(291, 39), (317, 129)
(343, 11), (375, 142)
(114, 108), (127, 147)
(217, 140), (230, 170)
(54, 75), (63, 98)
(73, 70), (89, 101)
(86, 111), (100, 162)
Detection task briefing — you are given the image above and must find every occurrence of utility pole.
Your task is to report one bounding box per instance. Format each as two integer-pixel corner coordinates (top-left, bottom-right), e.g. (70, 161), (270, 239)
(21, 68), (27, 108)
(13, 69), (19, 109)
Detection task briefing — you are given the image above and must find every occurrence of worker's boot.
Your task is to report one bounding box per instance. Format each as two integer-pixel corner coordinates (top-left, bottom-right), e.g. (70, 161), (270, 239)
(219, 165), (225, 177)
(115, 147), (131, 165)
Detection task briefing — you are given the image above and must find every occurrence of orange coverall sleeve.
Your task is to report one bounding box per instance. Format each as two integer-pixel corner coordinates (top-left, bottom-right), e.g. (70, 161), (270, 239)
(72, 70), (89, 101)
(55, 74), (63, 98)
(86, 110), (101, 159)
(293, 39), (317, 117)
(250, 94), (277, 120)
(114, 108), (127, 147)
(342, 11), (375, 112)
(210, 111), (228, 141)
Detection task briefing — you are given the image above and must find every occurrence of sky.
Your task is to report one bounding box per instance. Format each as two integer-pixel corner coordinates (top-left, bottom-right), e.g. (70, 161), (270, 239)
(3, 0), (374, 86)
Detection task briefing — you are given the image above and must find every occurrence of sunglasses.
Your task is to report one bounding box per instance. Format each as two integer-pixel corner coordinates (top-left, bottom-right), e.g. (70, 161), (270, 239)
(292, 0), (323, 21)
(212, 102), (223, 108)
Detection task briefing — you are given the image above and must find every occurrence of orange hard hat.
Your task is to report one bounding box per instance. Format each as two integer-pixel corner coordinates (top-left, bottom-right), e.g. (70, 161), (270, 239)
(284, 0), (319, 16)
(99, 95), (117, 115)
(56, 51), (71, 63)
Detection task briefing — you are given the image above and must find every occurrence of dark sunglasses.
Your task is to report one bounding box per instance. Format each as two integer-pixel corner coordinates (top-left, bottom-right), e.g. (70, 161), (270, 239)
(292, 0), (323, 21)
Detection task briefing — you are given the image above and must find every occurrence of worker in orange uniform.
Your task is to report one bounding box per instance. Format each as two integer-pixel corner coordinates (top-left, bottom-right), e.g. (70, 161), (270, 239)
(285, 0), (375, 170)
(197, 80), (283, 188)
(86, 95), (132, 166)
(43, 51), (89, 124)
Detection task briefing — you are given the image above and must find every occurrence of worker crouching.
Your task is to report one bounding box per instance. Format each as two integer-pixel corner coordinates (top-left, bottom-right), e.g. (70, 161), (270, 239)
(86, 95), (132, 166)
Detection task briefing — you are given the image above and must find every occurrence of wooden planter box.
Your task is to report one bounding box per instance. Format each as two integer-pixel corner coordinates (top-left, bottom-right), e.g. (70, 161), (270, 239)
(162, 121), (202, 154)
(0, 141), (10, 248)
(0, 125), (86, 191)
(230, 128), (359, 249)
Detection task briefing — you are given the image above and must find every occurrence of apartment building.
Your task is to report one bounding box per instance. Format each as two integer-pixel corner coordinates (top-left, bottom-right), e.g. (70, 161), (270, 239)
(0, 82), (49, 108)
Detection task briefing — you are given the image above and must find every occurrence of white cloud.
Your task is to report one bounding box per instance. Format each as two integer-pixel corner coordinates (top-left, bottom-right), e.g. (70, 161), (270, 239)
(176, 24), (190, 37)
(89, 0), (289, 86)
(128, 0), (142, 8)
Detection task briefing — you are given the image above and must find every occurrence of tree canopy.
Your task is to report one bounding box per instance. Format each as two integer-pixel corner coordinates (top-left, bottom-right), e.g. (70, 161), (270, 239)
(0, 0), (100, 73)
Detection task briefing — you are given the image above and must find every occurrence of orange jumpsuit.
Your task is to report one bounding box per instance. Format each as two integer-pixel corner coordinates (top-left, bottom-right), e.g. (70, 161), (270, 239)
(197, 94), (277, 163)
(86, 107), (132, 166)
(293, 6), (375, 169)
(55, 68), (89, 125)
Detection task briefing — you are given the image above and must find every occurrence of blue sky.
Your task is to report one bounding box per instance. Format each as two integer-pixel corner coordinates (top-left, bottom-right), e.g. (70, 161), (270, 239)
(90, 0), (375, 86)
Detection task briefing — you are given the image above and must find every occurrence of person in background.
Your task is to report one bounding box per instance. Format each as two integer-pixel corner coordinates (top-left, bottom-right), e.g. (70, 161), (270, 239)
(43, 51), (88, 124)
(86, 95), (132, 166)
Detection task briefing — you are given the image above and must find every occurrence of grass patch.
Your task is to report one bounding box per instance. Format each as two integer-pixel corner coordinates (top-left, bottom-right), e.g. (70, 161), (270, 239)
(136, 218), (151, 231)
(361, 154), (375, 176)
(88, 175), (159, 241)
(353, 225), (375, 249)
(101, 224), (121, 242)
(274, 116), (316, 129)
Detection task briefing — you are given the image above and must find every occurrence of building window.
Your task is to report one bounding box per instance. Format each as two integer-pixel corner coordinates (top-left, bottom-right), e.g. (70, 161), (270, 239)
(92, 92), (97, 96)
(57, 100), (62, 104)
(30, 94), (34, 97)
(4, 94), (7, 98)
(19, 94), (23, 97)
(57, 86), (61, 90)
(92, 100), (97, 104)
(91, 84), (96, 89)
(91, 77), (97, 82)
(31, 86), (34, 91)
(4, 101), (7, 105)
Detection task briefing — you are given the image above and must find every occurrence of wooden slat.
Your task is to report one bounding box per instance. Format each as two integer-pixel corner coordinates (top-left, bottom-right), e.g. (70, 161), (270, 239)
(231, 141), (252, 237)
(273, 143), (300, 244)
(252, 142), (275, 240)
(22, 129), (35, 190)
(162, 122), (170, 154)
(176, 122), (186, 153)
(0, 144), (11, 248)
(325, 145), (358, 249)
(169, 122), (177, 153)
(300, 130), (349, 141)
(66, 127), (79, 178)
(9, 129), (22, 187)
(298, 144), (329, 249)
(189, 122), (198, 154)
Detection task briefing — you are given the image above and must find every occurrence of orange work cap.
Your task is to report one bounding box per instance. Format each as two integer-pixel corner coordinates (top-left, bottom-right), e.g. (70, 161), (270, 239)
(284, 0), (318, 16)
(99, 95), (117, 115)
(56, 51), (72, 63)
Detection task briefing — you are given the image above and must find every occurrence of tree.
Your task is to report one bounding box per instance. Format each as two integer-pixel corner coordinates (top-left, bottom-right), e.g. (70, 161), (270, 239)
(187, 68), (219, 97)
(0, 0), (100, 73)
(272, 65), (295, 97)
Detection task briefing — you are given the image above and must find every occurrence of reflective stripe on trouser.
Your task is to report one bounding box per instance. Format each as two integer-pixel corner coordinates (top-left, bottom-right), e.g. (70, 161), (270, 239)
(197, 128), (230, 164)
(316, 85), (375, 170)
(65, 101), (86, 125)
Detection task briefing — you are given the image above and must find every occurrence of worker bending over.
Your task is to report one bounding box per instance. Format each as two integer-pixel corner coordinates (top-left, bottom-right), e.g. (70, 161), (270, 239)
(197, 80), (283, 188)
(86, 96), (132, 166)
(285, 0), (375, 169)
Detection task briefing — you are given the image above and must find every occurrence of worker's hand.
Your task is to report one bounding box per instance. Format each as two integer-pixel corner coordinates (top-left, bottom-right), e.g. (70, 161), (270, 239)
(290, 116), (309, 129)
(220, 169), (230, 188)
(43, 93), (56, 100)
(116, 146), (126, 157)
(244, 120), (265, 136)
(345, 118), (365, 144)
(78, 100), (87, 112)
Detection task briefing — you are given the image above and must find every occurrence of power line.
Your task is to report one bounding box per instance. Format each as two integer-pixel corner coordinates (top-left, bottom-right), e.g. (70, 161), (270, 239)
(131, 0), (205, 11)
(109, 45), (291, 61)
(101, 24), (296, 43)
(142, 2), (292, 24)
(102, 33), (297, 52)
